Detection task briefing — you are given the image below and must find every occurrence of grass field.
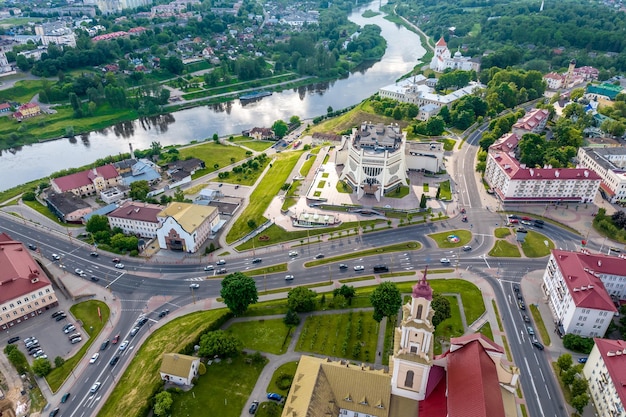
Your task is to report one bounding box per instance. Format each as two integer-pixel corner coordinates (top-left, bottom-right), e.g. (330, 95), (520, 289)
(46, 301), (110, 392)
(521, 231), (554, 258)
(23, 200), (63, 224)
(530, 304), (551, 346)
(433, 296), (463, 354)
(494, 227), (511, 238)
(296, 311), (379, 362)
(234, 139), (275, 152)
(438, 180), (452, 200)
(169, 354), (267, 417)
(386, 185), (410, 199)
(225, 319), (293, 355)
(266, 361), (298, 397)
(0, 80), (45, 103)
(179, 142), (249, 175)
(98, 310), (229, 417)
(309, 100), (410, 135)
(429, 279), (485, 324)
(300, 149), (319, 176)
(428, 230), (472, 248)
(489, 240), (521, 257)
(226, 151), (302, 243)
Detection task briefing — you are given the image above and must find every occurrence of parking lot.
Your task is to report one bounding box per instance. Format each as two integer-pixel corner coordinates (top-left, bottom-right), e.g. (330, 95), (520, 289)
(5, 308), (87, 364)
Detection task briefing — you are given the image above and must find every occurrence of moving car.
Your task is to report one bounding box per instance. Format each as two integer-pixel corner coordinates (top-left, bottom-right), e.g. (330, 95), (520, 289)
(27, 243), (37, 250)
(520, 220), (532, 226)
(89, 252), (99, 257)
(516, 227), (528, 233)
(51, 254), (60, 261)
(267, 393), (282, 401)
(189, 283), (200, 289)
(534, 219), (545, 225)
(532, 340), (544, 350)
(338, 264), (348, 270)
(89, 382), (101, 394)
(285, 275), (294, 281)
(578, 357), (588, 363)
(314, 253), (325, 259)
(513, 284), (520, 292)
(60, 392), (70, 403)
(158, 309), (170, 318)
(89, 353), (99, 364)
(353, 265), (365, 271)
(109, 356), (120, 366)
(7, 336), (19, 344)
(462, 245), (472, 251)
(373, 265), (389, 273)
(217, 268), (227, 274)
(90, 276), (99, 282)
(119, 340), (129, 351)
(440, 258), (451, 264)
(112, 258), (120, 263)
(252, 258), (262, 264)
(216, 259), (226, 265)
(49, 408), (60, 417)
(523, 315), (531, 323)
(112, 334), (120, 344)
(115, 263), (125, 269)
(137, 317), (148, 326)
(204, 265), (214, 271)
(526, 326), (535, 336)
(100, 340), (110, 351)
(74, 268), (86, 277)
(288, 251), (298, 257)
(249, 401), (259, 414)
(130, 327), (140, 337)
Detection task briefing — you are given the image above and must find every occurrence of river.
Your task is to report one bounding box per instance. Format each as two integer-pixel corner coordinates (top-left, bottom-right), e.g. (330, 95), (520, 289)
(0, 0), (425, 192)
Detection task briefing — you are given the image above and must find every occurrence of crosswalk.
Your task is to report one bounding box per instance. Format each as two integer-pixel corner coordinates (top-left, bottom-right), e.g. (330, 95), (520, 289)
(185, 276), (205, 282)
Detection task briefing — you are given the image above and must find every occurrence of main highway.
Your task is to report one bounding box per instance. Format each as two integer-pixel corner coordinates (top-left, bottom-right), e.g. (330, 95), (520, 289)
(0, 122), (594, 417)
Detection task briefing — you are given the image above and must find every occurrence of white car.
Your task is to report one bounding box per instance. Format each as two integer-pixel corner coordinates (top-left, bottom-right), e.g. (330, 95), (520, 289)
(288, 251), (298, 257)
(89, 353), (99, 364)
(203, 265), (214, 271)
(285, 275), (294, 281)
(119, 340), (129, 351)
(440, 258), (451, 264)
(74, 268), (86, 277)
(89, 382), (101, 394)
(52, 253), (60, 261)
(63, 325), (76, 334)
(115, 263), (125, 269)
(189, 283), (200, 289)
(353, 265), (365, 271)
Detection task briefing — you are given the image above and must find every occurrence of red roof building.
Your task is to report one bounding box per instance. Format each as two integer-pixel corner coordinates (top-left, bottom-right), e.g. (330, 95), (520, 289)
(512, 108), (550, 136)
(107, 201), (163, 238)
(583, 338), (626, 416)
(0, 233), (58, 330)
(51, 164), (122, 197)
(542, 250), (619, 337)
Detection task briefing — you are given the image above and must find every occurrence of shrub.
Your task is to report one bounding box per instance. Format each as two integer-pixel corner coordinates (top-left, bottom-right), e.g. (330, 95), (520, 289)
(198, 362), (206, 375)
(563, 334), (595, 353)
(276, 373), (293, 390)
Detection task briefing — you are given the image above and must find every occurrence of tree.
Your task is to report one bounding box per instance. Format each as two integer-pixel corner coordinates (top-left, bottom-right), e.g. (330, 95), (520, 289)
(173, 188), (186, 202)
(284, 309), (301, 326)
(572, 394), (589, 414)
(556, 354), (573, 374)
(198, 330), (242, 357)
(272, 120), (288, 138)
(370, 282), (402, 322)
(220, 272), (258, 316)
(287, 287), (317, 313)
(431, 294), (451, 327)
(32, 357), (52, 377)
(150, 141), (162, 157)
(212, 133), (219, 143)
(163, 56), (184, 75)
(54, 356), (65, 367)
(563, 334), (595, 353)
(571, 377), (589, 397)
(289, 115), (301, 126)
(129, 180), (151, 201)
(420, 193), (427, 209)
(153, 391), (173, 417)
(333, 284), (356, 305)
(561, 367), (578, 386)
(86, 214), (110, 234)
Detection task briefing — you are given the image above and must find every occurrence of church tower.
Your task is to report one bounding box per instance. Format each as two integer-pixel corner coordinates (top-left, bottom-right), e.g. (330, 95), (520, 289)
(430, 37), (451, 72)
(389, 267), (435, 401)
(564, 58), (576, 87)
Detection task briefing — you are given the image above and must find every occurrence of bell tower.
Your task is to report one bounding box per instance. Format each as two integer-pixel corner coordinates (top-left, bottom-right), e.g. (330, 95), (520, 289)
(389, 267), (435, 401)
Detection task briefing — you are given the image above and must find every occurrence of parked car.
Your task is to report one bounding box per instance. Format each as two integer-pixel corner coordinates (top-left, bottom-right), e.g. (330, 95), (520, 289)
(338, 264), (348, 270)
(89, 252), (99, 257)
(516, 227), (527, 233)
(64, 326), (76, 334)
(28, 345), (41, 353)
(267, 393), (282, 401)
(189, 283), (200, 289)
(523, 315), (530, 323)
(578, 357), (588, 363)
(60, 392), (70, 403)
(353, 265), (365, 271)
(518, 300), (526, 310)
(314, 253), (325, 259)
(25, 339), (38, 348)
(7, 336), (19, 344)
(62, 323), (74, 331)
(112, 334), (120, 344)
(100, 340), (110, 351)
(513, 284), (520, 292)
(24, 336), (36, 344)
(252, 258), (262, 264)
(249, 401), (259, 414)
(90, 276), (99, 282)
(71, 337), (82, 344)
(507, 214), (519, 219)
(521, 220), (532, 226)
(55, 314), (67, 322)
(285, 275), (294, 281)
(462, 245), (472, 251)
(204, 265), (214, 271)
(115, 263), (125, 269)
(112, 258), (120, 263)
(89, 353), (99, 364)
(89, 382), (101, 394)
(49, 407), (60, 417)
(526, 326), (535, 336)
(119, 340), (129, 351)
(68, 333), (81, 340)
(109, 356), (120, 366)
(440, 258), (451, 264)
(51, 311), (64, 318)
(137, 317), (148, 327)
(216, 259), (226, 265)
(288, 251), (298, 257)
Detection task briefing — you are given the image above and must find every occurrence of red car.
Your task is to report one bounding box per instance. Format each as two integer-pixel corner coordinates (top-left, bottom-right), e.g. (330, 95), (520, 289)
(508, 219), (519, 224)
(112, 334), (120, 344)
(462, 216), (468, 222)
(521, 216), (532, 221)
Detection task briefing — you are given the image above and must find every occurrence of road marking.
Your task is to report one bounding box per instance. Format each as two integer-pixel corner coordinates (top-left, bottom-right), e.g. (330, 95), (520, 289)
(524, 357), (546, 417)
(108, 272), (126, 287)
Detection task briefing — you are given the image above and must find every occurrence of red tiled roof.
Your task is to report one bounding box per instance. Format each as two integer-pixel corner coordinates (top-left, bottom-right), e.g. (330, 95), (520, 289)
(419, 369), (447, 417)
(52, 165), (119, 192)
(20, 102), (39, 110)
(513, 108), (549, 132)
(593, 338), (626, 407)
(108, 201), (162, 223)
(0, 103), (10, 110)
(551, 250), (618, 311)
(489, 132), (519, 152)
(600, 182), (616, 196)
(491, 151), (600, 181)
(447, 338), (505, 417)
(0, 233), (52, 304)
(436, 36), (447, 47)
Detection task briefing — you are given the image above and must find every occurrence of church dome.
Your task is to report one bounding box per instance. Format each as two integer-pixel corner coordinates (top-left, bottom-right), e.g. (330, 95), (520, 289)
(454, 50), (462, 57)
(412, 267), (433, 300)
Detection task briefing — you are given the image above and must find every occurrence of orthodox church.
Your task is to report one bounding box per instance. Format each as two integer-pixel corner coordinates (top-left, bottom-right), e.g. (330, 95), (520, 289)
(430, 37), (480, 73)
(281, 269), (519, 417)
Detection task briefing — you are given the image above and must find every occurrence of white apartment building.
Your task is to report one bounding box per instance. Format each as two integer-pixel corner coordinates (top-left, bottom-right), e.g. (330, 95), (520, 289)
(577, 147), (626, 204)
(484, 132), (601, 204)
(35, 24), (76, 47)
(582, 338), (626, 417)
(542, 250), (618, 337)
(107, 201), (163, 239)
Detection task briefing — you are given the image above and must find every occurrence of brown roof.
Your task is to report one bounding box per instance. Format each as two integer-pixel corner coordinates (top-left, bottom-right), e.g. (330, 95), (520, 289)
(159, 353), (197, 378)
(108, 201), (162, 223)
(52, 165), (120, 192)
(0, 233), (52, 304)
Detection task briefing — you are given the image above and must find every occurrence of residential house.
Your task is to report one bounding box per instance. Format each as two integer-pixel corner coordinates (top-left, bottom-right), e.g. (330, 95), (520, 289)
(51, 165), (122, 197)
(541, 250), (618, 337)
(13, 103), (40, 120)
(582, 338), (626, 417)
(0, 102), (10, 113)
(511, 108), (550, 137)
(156, 203), (219, 252)
(107, 201), (163, 238)
(484, 132), (600, 204)
(248, 127), (274, 140)
(587, 83), (624, 101)
(45, 192), (92, 223)
(120, 159), (161, 186)
(159, 353), (200, 386)
(281, 270), (518, 417)
(167, 158), (205, 176)
(0, 232), (58, 330)
(577, 146), (626, 204)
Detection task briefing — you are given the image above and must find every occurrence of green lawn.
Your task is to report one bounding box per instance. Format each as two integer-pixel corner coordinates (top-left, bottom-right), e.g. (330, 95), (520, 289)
(227, 151), (302, 243)
(236, 140), (275, 152)
(382, 315), (396, 366)
(179, 142), (248, 174)
(300, 151), (318, 176)
(386, 185), (410, 199)
(488, 240), (521, 257)
(46, 301), (110, 392)
(427, 230), (472, 248)
(304, 241), (421, 267)
(0, 80), (45, 103)
(169, 354), (267, 417)
(423, 183), (429, 192)
(336, 180), (353, 193)
(428, 279), (485, 324)
(433, 296), (463, 354)
(437, 138), (456, 151)
(494, 227), (511, 238)
(23, 200), (64, 225)
(225, 319), (293, 355)
(438, 180), (452, 200)
(99, 310), (229, 417)
(521, 231), (554, 258)
(210, 157), (271, 186)
(281, 179), (301, 211)
(296, 311), (379, 362)
(266, 361), (298, 397)
(530, 304), (551, 346)
(478, 322), (493, 340)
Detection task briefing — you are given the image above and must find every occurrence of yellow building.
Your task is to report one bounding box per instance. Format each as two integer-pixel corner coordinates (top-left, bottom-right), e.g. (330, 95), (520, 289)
(156, 203), (219, 252)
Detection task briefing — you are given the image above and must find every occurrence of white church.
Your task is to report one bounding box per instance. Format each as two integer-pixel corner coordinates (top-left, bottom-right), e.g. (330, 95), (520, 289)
(430, 37), (480, 73)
